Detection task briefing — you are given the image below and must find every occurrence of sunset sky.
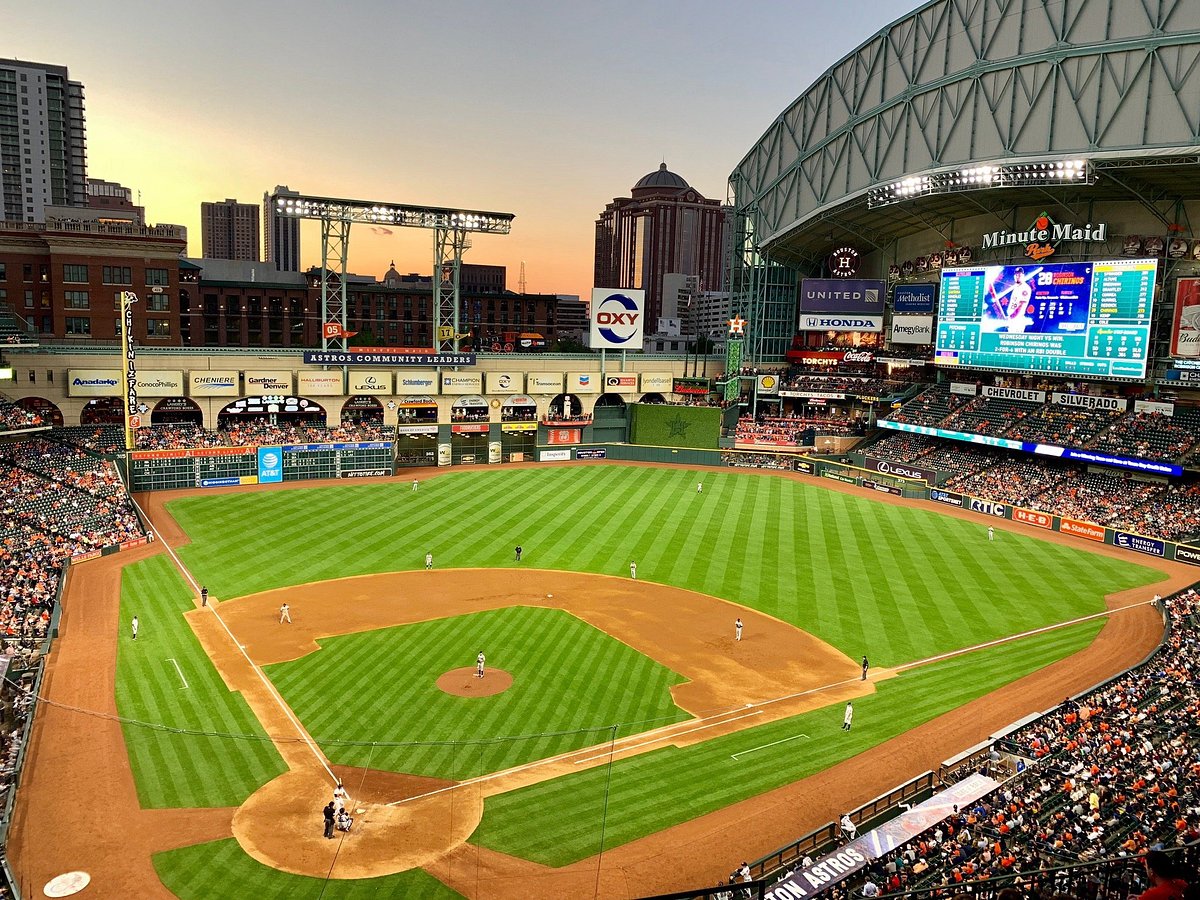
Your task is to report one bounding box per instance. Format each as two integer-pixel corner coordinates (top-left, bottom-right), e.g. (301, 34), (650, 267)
(9, 0), (917, 298)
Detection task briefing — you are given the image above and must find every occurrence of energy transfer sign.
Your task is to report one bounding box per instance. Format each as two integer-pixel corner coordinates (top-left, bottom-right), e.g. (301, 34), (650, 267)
(590, 289), (645, 349)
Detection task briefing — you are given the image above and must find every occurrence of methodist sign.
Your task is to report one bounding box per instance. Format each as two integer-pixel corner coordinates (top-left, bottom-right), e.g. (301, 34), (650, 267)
(590, 288), (645, 349)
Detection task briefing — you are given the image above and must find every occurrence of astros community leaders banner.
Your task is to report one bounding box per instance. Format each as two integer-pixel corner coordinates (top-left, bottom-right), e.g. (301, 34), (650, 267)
(590, 288), (645, 349)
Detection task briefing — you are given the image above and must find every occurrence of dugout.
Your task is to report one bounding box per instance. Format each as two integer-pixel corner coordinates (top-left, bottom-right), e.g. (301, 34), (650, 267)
(450, 423), (490, 464)
(393, 427), (437, 467)
(591, 393), (629, 443)
(500, 395), (537, 460)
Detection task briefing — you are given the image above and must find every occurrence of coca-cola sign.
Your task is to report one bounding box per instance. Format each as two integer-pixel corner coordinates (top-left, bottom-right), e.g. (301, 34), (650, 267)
(842, 349), (875, 364)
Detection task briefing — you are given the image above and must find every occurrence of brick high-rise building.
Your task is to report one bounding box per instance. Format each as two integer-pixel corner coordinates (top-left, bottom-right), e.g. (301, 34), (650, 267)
(594, 163), (729, 326)
(201, 198), (259, 261)
(0, 58), (88, 223)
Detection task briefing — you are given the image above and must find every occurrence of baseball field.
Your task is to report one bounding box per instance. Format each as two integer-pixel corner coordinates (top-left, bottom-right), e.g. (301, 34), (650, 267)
(13, 463), (1185, 899)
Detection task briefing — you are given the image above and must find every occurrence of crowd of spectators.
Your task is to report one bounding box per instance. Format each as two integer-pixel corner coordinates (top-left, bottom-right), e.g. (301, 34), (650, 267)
(887, 385), (975, 428)
(1008, 405), (1125, 447)
(1093, 411), (1200, 464)
(1025, 471), (1164, 527)
(137, 421), (396, 450)
(135, 424), (226, 450)
(942, 396), (1042, 437)
(0, 402), (45, 434)
(55, 425), (125, 455)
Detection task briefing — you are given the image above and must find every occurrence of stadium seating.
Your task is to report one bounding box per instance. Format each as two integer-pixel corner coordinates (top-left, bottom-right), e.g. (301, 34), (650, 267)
(886, 385), (974, 428)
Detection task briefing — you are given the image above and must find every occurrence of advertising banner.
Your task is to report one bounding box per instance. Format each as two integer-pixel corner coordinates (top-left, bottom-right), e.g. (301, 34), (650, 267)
(794, 459), (815, 475)
(1050, 392), (1126, 411)
(135, 371), (184, 396)
(589, 288), (646, 349)
(890, 315), (934, 344)
(640, 372), (673, 392)
(297, 371), (344, 396)
(303, 350), (475, 366)
(780, 391), (846, 400)
(949, 382), (978, 396)
(757, 374), (780, 394)
(864, 457), (936, 485)
(863, 480), (903, 496)
(1134, 400), (1174, 416)
(969, 498), (1007, 517)
(1013, 508), (1053, 529)
(487, 442), (502, 463)
(540, 449), (571, 462)
(982, 386), (1045, 403)
(394, 371), (439, 395)
(188, 371), (240, 397)
(436, 444), (451, 466)
(68, 369), (121, 397)
(244, 370), (293, 395)
(1060, 518), (1105, 541)
(528, 372), (564, 393)
(1113, 530), (1165, 557)
(673, 379), (711, 395)
(575, 448), (607, 460)
(441, 372), (483, 394)
(1173, 545), (1200, 566)
(485, 372), (523, 394)
(799, 279), (885, 314)
(893, 283), (937, 313)
(132, 447), (253, 461)
(451, 423), (489, 434)
(1170, 278), (1200, 358)
(257, 447), (283, 484)
(568, 373), (600, 394)
(930, 488), (964, 506)
(394, 425), (439, 435)
(799, 314), (884, 332)
(603, 374), (638, 393)
(347, 371), (392, 395)
(501, 422), (537, 432)
(546, 428), (582, 445)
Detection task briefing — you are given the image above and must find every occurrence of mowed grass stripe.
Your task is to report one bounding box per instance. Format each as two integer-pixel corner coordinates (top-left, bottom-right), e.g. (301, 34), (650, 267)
(170, 466), (1163, 666)
(263, 607), (688, 780)
(116, 556), (286, 808)
(471, 618), (1105, 866)
(153, 837), (463, 899)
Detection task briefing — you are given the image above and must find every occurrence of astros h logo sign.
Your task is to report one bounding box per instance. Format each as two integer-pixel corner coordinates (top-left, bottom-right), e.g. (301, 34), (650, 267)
(596, 293), (641, 344)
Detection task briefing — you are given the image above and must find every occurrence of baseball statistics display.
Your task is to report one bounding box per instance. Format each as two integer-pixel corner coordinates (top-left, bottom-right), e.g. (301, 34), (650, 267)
(935, 258), (1157, 378)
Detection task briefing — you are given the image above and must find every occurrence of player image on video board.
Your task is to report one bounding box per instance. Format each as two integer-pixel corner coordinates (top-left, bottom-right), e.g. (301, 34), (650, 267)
(979, 264), (1089, 335)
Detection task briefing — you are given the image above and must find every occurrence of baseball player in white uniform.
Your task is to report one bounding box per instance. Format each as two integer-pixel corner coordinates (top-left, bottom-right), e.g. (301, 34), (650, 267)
(131, 615), (139, 640)
(280, 603), (291, 624)
(629, 560), (637, 579)
(842, 702), (854, 730)
(425, 552), (433, 570)
(735, 618), (743, 641)
(476, 651), (486, 679)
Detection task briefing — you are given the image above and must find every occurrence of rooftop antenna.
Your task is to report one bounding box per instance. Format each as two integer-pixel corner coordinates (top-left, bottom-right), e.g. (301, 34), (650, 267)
(518, 260), (527, 295)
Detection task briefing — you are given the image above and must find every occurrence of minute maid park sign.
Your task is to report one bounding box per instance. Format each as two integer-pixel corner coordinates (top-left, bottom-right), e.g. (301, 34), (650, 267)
(981, 211), (1107, 261)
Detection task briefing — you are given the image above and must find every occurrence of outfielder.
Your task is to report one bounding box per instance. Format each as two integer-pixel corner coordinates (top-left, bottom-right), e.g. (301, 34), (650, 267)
(629, 560), (637, 579)
(425, 552), (433, 570)
(131, 615), (139, 641)
(412, 478), (419, 492)
(988, 526), (994, 542)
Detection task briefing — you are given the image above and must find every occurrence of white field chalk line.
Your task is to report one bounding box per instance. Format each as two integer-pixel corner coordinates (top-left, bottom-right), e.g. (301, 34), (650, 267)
(167, 657), (189, 690)
(133, 497), (338, 785)
(731, 732), (808, 760)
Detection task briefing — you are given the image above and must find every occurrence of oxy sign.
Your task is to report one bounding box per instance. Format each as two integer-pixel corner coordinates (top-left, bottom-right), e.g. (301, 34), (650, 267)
(590, 289), (645, 349)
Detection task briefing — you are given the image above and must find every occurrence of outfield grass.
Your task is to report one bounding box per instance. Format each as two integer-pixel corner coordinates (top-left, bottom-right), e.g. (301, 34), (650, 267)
(169, 466), (1161, 665)
(116, 556), (287, 807)
(264, 606), (689, 779)
(153, 838), (463, 899)
(470, 618), (1105, 866)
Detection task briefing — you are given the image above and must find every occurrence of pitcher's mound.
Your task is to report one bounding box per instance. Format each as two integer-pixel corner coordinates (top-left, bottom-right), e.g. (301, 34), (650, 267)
(436, 667), (513, 697)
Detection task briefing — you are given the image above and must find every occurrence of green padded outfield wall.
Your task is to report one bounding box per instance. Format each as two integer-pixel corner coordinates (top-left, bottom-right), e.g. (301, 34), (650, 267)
(628, 403), (721, 450)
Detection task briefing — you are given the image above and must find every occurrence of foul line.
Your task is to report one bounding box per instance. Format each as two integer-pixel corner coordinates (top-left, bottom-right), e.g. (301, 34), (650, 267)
(133, 498), (338, 785)
(572, 709), (763, 765)
(166, 657), (189, 690)
(731, 732), (808, 760)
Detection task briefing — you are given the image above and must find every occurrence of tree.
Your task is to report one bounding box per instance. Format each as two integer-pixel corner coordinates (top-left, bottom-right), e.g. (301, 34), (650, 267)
(347, 328), (377, 347)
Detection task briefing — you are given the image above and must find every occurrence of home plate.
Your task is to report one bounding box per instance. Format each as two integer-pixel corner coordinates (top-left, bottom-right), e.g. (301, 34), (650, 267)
(44, 871), (91, 897)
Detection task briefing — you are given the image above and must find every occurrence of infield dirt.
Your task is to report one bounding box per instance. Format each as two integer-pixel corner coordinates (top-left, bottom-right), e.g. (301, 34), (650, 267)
(8, 464), (1187, 899)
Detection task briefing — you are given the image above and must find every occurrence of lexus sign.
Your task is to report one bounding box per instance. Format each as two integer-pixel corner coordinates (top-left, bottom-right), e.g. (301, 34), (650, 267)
(864, 456), (936, 485)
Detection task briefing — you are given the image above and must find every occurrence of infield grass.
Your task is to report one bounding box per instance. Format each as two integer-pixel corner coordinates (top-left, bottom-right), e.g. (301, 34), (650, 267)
(471, 618), (1105, 866)
(169, 466), (1162, 665)
(264, 606), (689, 778)
(116, 555), (287, 807)
(152, 838), (463, 899)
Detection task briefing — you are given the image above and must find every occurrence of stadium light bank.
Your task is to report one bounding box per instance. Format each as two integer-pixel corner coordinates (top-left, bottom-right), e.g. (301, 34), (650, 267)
(867, 159), (1094, 208)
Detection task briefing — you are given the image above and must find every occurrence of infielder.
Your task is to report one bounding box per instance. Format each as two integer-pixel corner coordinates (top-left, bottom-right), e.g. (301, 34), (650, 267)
(476, 651), (486, 679)
(131, 615), (139, 641)
(842, 701), (854, 730)
(280, 603), (291, 624)
(861, 656), (869, 681)
(425, 552), (433, 570)
(629, 560), (637, 579)
(735, 617), (743, 641)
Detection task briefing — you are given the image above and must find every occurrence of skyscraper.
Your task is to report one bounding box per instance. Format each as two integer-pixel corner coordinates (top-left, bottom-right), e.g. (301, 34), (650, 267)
(594, 163), (728, 326)
(0, 58), (88, 222)
(263, 185), (301, 272)
(201, 198), (260, 261)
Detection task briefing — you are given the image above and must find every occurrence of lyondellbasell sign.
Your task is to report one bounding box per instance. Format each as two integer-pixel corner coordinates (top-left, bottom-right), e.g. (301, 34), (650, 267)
(981, 211), (1108, 261)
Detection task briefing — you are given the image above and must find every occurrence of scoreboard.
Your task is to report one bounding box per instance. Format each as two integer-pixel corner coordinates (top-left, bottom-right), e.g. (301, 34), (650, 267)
(131, 442), (394, 491)
(935, 258), (1157, 378)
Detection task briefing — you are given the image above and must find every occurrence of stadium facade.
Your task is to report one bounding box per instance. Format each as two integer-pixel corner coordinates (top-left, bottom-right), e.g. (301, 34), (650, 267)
(729, 0), (1200, 379)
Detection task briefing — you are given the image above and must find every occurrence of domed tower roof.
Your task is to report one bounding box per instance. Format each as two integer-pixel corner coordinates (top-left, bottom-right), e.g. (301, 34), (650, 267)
(632, 162), (689, 193)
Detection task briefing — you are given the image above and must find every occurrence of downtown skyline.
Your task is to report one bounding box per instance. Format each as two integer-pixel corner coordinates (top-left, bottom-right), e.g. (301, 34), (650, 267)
(8, 0), (917, 298)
